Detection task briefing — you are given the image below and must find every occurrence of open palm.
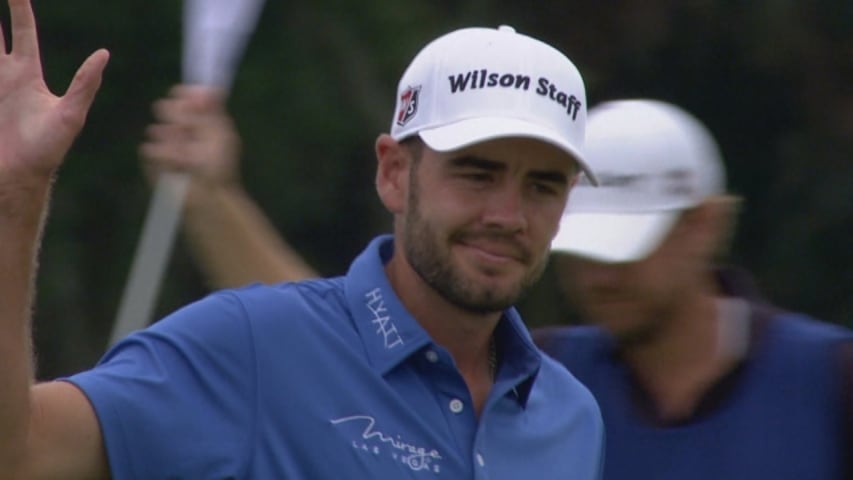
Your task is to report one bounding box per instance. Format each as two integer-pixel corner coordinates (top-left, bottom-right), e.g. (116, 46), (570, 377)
(0, 0), (108, 181)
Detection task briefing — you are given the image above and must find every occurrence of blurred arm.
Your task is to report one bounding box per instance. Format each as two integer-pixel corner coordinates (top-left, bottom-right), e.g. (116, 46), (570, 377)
(182, 180), (318, 287)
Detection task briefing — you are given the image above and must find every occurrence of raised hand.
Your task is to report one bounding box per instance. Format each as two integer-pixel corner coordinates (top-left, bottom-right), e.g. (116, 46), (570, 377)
(139, 84), (240, 188)
(0, 0), (109, 182)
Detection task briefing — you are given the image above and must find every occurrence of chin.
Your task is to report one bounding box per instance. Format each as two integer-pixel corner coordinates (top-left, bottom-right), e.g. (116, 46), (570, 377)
(467, 283), (524, 311)
(449, 273), (527, 314)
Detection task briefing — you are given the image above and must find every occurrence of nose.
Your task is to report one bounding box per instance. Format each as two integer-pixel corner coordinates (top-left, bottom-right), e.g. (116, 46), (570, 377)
(482, 183), (527, 232)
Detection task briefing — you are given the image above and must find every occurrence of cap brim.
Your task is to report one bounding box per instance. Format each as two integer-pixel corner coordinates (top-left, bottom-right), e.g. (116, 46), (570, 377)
(418, 117), (597, 185)
(550, 211), (679, 263)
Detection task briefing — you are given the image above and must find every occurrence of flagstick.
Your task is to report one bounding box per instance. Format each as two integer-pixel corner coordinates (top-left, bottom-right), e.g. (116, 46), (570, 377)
(109, 173), (189, 344)
(108, 0), (266, 347)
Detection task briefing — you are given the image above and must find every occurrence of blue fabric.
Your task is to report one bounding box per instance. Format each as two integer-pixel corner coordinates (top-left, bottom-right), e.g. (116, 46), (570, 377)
(69, 235), (604, 479)
(538, 314), (852, 480)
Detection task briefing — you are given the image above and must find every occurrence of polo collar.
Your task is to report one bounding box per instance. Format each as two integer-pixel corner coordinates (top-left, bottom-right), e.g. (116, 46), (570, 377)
(344, 235), (433, 375)
(344, 235), (541, 406)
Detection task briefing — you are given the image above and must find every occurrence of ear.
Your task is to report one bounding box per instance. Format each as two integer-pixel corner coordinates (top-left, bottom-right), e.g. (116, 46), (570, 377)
(375, 134), (410, 214)
(705, 195), (741, 259)
(563, 172), (581, 213)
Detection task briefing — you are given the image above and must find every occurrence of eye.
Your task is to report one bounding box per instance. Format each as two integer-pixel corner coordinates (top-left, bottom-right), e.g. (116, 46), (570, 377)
(461, 171), (495, 183)
(530, 181), (560, 196)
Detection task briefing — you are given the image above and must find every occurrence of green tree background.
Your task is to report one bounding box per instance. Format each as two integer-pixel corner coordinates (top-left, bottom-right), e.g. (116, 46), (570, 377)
(5, 1), (850, 378)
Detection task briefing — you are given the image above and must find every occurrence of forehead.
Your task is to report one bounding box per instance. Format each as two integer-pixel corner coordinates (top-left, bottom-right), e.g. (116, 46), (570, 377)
(428, 137), (580, 174)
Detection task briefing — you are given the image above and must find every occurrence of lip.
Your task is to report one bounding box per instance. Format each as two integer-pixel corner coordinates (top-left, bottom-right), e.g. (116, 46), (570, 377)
(458, 240), (526, 264)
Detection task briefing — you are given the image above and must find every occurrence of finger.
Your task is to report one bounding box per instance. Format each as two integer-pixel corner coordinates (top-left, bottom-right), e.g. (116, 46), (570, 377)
(152, 94), (204, 126)
(144, 122), (185, 142)
(152, 97), (188, 124)
(9, 0), (39, 59)
(139, 140), (184, 165)
(141, 125), (194, 159)
(151, 96), (220, 134)
(186, 86), (227, 113)
(59, 49), (110, 130)
(139, 143), (194, 171)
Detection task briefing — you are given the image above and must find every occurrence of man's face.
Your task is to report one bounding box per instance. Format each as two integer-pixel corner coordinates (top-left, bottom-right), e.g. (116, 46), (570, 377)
(553, 216), (699, 345)
(402, 137), (576, 314)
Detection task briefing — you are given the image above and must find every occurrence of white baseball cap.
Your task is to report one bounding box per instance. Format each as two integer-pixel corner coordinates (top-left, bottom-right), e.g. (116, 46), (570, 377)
(551, 99), (726, 262)
(390, 25), (597, 184)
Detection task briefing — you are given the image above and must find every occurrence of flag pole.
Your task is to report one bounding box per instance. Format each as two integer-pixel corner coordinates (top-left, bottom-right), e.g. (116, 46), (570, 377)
(109, 0), (267, 346)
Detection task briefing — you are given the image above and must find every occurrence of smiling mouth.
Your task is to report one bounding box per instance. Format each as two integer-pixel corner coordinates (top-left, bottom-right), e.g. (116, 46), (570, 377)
(458, 239), (529, 265)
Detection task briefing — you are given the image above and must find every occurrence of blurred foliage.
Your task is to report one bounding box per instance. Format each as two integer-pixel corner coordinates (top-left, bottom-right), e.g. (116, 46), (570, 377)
(3, 0), (849, 378)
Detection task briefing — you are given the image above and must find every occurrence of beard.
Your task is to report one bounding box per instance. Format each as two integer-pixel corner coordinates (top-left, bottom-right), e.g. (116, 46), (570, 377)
(402, 175), (549, 314)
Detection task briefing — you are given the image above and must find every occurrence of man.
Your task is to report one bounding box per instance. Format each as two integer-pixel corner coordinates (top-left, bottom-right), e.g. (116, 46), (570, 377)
(141, 43), (853, 479)
(1, 2), (604, 478)
(537, 99), (853, 479)
(140, 83), (853, 479)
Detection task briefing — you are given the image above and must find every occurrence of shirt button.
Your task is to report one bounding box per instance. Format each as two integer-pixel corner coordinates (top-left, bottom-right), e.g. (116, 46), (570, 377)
(476, 453), (486, 467)
(449, 399), (464, 413)
(424, 350), (439, 363)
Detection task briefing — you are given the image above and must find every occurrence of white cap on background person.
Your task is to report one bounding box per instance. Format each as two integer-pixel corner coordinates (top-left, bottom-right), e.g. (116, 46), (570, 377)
(551, 99), (726, 262)
(390, 25), (597, 184)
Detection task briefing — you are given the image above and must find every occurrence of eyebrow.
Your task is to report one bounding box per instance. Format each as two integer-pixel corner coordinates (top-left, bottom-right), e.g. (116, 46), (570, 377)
(448, 155), (571, 185)
(449, 155), (504, 171)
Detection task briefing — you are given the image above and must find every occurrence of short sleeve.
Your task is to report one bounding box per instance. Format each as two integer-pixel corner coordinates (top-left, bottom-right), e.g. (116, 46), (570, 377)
(66, 291), (257, 479)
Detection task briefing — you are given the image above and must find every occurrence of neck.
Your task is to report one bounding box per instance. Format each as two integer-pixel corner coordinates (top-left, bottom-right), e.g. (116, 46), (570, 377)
(621, 291), (718, 373)
(384, 250), (499, 416)
(620, 290), (749, 420)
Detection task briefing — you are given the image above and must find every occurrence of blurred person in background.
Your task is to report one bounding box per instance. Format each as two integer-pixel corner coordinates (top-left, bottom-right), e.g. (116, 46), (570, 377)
(537, 99), (853, 480)
(1, 3), (605, 477)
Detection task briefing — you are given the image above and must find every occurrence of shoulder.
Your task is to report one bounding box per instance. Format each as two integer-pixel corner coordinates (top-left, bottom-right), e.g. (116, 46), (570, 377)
(530, 352), (604, 435)
(531, 325), (613, 364)
(134, 277), (351, 356)
(755, 311), (853, 390)
(221, 277), (358, 346)
(535, 351), (599, 404)
(762, 311), (853, 347)
(227, 277), (348, 318)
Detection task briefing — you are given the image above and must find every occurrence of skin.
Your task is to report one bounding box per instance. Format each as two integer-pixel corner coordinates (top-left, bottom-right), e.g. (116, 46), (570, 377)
(376, 134), (577, 413)
(140, 85), (319, 287)
(140, 85), (241, 197)
(1, 0), (111, 477)
(554, 209), (707, 346)
(403, 144), (559, 315)
(0, 0), (582, 475)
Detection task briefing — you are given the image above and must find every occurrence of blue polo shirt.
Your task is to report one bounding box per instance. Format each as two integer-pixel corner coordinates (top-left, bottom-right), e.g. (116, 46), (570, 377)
(69, 235), (604, 479)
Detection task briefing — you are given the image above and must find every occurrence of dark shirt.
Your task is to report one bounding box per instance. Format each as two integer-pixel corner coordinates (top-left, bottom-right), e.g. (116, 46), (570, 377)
(534, 266), (853, 479)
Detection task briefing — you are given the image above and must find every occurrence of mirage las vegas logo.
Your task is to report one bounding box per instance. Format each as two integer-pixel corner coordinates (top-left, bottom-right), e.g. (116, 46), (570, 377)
(331, 415), (444, 474)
